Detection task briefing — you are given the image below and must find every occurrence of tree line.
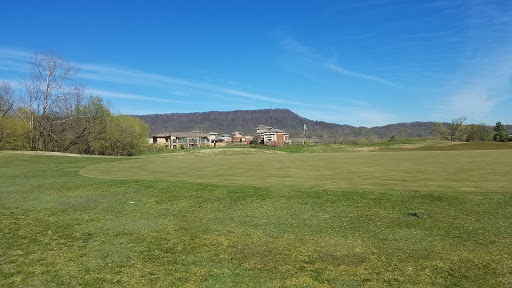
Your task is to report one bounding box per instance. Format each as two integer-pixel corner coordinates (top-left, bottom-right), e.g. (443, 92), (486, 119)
(0, 50), (149, 155)
(435, 117), (511, 142)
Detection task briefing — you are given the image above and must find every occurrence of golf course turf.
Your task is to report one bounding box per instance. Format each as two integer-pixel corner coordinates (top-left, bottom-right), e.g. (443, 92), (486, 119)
(1, 143), (512, 286)
(81, 149), (511, 193)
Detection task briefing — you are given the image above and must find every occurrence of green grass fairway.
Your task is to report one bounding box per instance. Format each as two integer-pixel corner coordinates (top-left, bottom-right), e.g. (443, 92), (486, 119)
(2, 148), (512, 287)
(81, 150), (512, 193)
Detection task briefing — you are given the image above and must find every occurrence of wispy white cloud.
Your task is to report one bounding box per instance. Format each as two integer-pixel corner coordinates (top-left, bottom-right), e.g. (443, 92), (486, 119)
(0, 48), (31, 73)
(1, 48), (295, 106)
(0, 59), (29, 73)
(325, 63), (398, 88)
(276, 32), (398, 87)
(0, 48), (31, 59)
(279, 35), (320, 60)
(86, 89), (195, 105)
(437, 0), (512, 123)
(439, 55), (512, 122)
(444, 89), (500, 119)
(0, 78), (22, 88)
(78, 63), (197, 88)
(217, 88), (302, 105)
(77, 62), (296, 104)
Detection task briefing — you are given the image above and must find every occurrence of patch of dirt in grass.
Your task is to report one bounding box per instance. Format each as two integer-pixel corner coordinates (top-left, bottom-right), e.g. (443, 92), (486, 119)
(387, 142), (457, 150)
(438, 142), (464, 146)
(379, 141), (485, 152)
(390, 144), (425, 149)
(347, 146), (380, 152)
(1, 151), (93, 157)
(412, 141), (512, 151)
(160, 148), (286, 157)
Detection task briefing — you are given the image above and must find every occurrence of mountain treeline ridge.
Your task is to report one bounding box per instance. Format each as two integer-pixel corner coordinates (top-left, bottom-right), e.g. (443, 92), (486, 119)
(134, 109), (510, 141)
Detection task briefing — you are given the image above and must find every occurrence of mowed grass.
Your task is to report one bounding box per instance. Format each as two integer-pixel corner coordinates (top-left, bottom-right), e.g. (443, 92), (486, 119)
(82, 149), (511, 193)
(1, 147), (512, 287)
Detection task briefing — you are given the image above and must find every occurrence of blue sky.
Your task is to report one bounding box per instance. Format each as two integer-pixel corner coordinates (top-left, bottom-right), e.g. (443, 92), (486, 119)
(1, 0), (512, 127)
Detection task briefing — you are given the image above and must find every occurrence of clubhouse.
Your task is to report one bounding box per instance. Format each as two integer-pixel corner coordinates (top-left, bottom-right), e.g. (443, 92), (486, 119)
(152, 125), (290, 149)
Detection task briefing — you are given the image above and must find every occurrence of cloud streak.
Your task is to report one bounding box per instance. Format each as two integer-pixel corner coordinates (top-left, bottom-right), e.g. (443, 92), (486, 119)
(440, 53), (512, 122)
(217, 88), (302, 105)
(277, 33), (398, 87)
(86, 89), (195, 105)
(325, 63), (398, 88)
(0, 48), (31, 59)
(1, 47), (296, 106)
(77, 62), (299, 105)
(437, 0), (512, 123)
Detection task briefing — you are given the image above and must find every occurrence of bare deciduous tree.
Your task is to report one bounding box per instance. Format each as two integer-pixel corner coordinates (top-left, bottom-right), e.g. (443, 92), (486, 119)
(22, 49), (82, 151)
(2, 50), (149, 155)
(435, 116), (467, 142)
(0, 81), (15, 118)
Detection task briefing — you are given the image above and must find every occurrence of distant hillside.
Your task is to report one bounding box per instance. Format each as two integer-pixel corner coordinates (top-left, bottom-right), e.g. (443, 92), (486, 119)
(134, 109), (445, 140)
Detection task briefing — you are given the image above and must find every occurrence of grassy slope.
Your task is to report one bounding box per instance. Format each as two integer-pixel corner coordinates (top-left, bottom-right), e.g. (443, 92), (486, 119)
(1, 145), (512, 287)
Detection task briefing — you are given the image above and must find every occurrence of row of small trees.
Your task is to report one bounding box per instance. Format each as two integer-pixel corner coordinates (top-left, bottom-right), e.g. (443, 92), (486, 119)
(0, 50), (149, 155)
(435, 117), (510, 142)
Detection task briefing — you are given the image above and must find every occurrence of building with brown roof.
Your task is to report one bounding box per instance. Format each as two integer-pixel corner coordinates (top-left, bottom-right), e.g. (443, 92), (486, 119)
(255, 125), (289, 147)
(232, 131), (252, 144)
(152, 131), (213, 149)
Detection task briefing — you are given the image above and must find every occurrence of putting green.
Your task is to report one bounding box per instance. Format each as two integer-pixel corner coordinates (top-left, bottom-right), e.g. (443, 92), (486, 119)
(80, 150), (512, 193)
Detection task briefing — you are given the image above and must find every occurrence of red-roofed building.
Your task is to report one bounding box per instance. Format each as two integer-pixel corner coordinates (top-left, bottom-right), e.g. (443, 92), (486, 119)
(255, 125), (289, 147)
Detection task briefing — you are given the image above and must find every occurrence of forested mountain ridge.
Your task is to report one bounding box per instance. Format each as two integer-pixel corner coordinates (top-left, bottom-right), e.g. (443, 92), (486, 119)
(134, 109), (509, 140)
(136, 109), (357, 139)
